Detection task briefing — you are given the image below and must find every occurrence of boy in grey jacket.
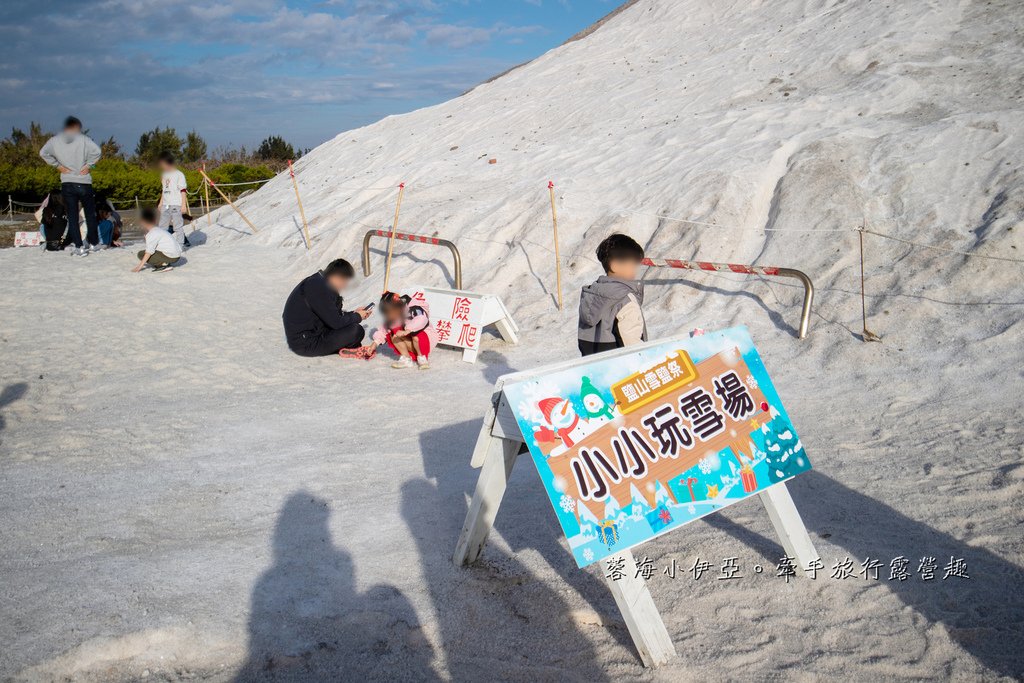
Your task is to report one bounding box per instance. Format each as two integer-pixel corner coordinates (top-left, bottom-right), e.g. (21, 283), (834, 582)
(39, 116), (102, 255)
(578, 234), (647, 356)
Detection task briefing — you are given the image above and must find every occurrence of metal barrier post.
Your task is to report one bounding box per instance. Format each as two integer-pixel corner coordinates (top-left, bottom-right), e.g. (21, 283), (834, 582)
(776, 268), (815, 340)
(642, 258), (814, 339)
(362, 229), (463, 290)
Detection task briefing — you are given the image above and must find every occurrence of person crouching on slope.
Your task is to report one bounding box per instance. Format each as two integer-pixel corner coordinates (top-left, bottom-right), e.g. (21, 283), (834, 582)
(578, 233), (647, 356)
(371, 291), (437, 370)
(282, 259), (371, 357)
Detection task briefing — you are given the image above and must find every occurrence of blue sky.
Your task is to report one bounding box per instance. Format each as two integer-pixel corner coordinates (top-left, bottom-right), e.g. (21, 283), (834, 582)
(0, 0), (619, 152)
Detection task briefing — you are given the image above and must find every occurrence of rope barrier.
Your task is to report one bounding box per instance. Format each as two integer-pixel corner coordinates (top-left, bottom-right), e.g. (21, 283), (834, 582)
(206, 178), (274, 188)
(560, 191), (1023, 259)
(10, 172), (1020, 274)
(862, 229), (1024, 264)
(560, 198), (854, 234)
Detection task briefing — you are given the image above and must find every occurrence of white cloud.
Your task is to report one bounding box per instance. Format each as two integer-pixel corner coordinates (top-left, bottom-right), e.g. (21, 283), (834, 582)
(0, 0), (543, 148)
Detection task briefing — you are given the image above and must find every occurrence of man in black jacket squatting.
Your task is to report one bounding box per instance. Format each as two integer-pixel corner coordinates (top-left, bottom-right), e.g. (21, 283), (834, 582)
(282, 259), (371, 357)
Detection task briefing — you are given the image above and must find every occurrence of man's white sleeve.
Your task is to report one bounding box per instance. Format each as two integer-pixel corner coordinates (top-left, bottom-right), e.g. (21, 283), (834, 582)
(39, 139), (58, 167)
(85, 137), (101, 166)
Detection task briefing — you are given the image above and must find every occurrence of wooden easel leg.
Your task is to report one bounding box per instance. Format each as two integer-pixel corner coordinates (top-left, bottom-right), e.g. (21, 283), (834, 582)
(758, 482), (819, 573)
(494, 317), (519, 345)
(603, 549), (676, 667)
(453, 437), (520, 566)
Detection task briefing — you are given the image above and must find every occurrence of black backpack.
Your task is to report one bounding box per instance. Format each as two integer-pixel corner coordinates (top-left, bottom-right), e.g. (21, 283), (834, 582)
(40, 192), (69, 251)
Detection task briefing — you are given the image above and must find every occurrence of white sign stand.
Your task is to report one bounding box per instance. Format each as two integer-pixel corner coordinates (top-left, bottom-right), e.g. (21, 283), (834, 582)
(418, 286), (519, 363)
(453, 339), (819, 668)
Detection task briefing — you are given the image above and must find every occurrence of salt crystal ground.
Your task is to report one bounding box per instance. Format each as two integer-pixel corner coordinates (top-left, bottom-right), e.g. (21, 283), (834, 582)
(1, 0), (1023, 680)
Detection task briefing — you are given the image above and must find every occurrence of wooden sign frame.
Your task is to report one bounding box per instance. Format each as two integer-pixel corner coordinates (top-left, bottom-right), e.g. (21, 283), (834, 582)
(453, 338), (819, 667)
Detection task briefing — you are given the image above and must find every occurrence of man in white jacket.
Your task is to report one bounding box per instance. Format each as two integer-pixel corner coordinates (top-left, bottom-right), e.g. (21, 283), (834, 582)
(39, 116), (102, 256)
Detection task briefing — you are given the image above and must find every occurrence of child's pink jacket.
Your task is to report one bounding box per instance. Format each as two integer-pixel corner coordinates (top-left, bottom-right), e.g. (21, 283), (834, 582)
(372, 292), (438, 348)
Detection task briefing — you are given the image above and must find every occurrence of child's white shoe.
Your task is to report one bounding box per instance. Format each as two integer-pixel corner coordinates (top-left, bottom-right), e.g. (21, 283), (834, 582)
(417, 356), (431, 370)
(391, 356), (415, 369)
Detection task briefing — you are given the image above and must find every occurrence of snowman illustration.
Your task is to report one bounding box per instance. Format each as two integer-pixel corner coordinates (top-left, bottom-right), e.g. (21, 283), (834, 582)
(535, 397), (593, 456)
(579, 376), (615, 424)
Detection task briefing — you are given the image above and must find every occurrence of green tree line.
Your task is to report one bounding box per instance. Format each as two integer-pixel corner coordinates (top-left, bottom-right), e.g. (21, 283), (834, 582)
(0, 123), (303, 204)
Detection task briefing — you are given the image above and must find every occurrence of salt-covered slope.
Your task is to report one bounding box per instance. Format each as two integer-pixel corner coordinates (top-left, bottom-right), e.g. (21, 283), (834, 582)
(214, 0), (1022, 350)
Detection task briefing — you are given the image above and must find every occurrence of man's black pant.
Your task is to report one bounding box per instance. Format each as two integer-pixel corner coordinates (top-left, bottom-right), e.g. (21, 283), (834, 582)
(61, 182), (99, 247)
(290, 325), (365, 357)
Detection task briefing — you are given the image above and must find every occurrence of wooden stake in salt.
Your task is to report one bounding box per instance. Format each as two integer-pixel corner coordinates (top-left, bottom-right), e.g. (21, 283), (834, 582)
(199, 169), (260, 234)
(288, 160), (311, 249)
(383, 183), (406, 292)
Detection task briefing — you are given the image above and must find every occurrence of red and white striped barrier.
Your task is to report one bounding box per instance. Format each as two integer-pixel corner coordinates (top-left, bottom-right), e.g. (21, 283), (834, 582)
(642, 257), (814, 339)
(642, 258), (781, 276)
(363, 229), (463, 289)
(371, 229), (444, 246)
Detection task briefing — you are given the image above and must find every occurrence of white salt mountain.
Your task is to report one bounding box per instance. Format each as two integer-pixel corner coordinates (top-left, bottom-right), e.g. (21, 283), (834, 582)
(2, 0), (1023, 680)
(212, 0), (1023, 351)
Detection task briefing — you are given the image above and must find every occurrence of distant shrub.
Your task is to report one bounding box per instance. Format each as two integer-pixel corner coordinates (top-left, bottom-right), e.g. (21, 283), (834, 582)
(0, 120), (276, 203)
(0, 163), (59, 201)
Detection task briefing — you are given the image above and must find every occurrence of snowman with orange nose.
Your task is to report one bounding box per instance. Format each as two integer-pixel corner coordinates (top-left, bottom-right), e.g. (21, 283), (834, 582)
(533, 397), (595, 456)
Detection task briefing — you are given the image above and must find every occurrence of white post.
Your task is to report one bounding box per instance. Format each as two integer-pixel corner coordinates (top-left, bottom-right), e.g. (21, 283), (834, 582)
(135, 196), (140, 213)
(453, 436), (520, 566)
(7, 195), (12, 224)
(758, 482), (819, 573)
(603, 549), (676, 667)
(494, 317), (519, 345)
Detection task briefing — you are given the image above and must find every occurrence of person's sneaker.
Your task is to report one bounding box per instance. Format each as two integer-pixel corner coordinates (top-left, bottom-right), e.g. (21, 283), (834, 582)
(391, 356), (415, 369)
(151, 265), (175, 273)
(70, 246), (88, 257)
(417, 356), (431, 370)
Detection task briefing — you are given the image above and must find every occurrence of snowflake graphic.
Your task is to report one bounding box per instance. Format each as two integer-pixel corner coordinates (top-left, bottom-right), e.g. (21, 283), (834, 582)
(698, 457), (714, 475)
(745, 374), (758, 390)
(559, 495), (576, 514)
(516, 379), (563, 427)
(582, 548), (594, 562)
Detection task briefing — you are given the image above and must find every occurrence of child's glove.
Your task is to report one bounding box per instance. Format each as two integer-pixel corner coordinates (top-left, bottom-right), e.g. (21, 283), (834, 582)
(371, 328), (388, 345)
